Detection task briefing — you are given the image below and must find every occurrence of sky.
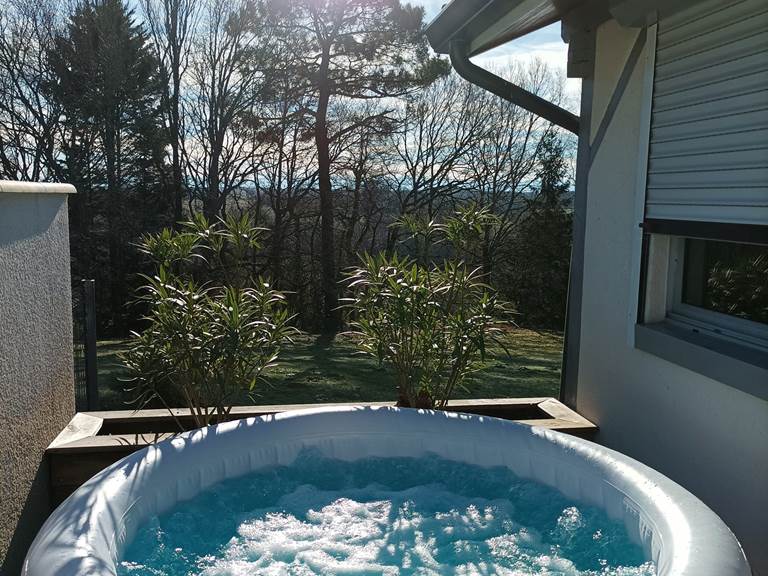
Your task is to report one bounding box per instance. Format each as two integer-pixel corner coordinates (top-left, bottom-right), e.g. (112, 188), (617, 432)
(413, 0), (581, 103)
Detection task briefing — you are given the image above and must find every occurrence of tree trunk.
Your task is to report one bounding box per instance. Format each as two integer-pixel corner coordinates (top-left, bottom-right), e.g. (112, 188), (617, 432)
(104, 118), (124, 335)
(270, 205), (285, 287)
(205, 147), (221, 220)
(482, 223), (493, 283)
(342, 168), (362, 268)
(170, 86), (183, 225)
(291, 210), (305, 317)
(315, 45), (339, 333)
(170, 15), (184, 227)
(385, 226), (399, 255)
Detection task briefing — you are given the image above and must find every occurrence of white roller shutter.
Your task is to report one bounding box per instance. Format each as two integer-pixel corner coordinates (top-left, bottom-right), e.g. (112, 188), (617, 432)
(645, 0), (768, 225)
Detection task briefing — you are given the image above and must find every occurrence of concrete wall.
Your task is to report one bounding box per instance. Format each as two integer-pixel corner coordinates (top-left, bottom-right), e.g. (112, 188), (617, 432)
(577, 20), (768, 573)
(0, 183), (76, 576)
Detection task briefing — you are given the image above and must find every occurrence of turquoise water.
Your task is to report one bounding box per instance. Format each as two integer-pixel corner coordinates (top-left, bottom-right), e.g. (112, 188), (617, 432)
(119, 451), (656, 575)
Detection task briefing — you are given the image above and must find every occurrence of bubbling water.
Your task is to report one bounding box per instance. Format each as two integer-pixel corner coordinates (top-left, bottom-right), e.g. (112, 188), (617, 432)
(119, 451), (656, 576)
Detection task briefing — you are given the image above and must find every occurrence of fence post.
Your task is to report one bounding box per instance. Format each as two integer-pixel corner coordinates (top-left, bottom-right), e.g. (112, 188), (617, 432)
(82, 279), (99, 410)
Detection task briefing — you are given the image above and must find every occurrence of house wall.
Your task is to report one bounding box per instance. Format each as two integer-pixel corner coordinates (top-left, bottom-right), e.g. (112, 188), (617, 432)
(0, 183), (76, 576)
(576, 20), (768, 573)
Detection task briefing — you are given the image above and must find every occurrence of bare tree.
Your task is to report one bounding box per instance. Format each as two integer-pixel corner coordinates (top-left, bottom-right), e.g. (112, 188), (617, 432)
(250, 84), (318, 288)
(183, 0), (270, 219)
(0, 0), (64, 181)
(384, 73), (485, 249)
(464, 60), (565, 281)
(0, 0), (575, 335)
(141, 0), (199, 224)
(331, 100), (391, 268)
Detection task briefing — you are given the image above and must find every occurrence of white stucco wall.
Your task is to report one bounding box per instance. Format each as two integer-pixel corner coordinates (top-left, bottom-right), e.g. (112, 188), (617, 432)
(577, 20), (768, 573)
(0, 183), (76, 576)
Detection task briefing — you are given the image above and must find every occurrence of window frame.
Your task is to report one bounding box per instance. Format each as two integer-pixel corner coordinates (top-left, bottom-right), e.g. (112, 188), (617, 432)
(635, 224), (768, 400)
(665, 236), (768, 351)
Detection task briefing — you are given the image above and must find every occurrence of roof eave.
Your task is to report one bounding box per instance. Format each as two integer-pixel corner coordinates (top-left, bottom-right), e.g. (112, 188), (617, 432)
(425, 0), (501, 56)
(425, 0), (584, 57)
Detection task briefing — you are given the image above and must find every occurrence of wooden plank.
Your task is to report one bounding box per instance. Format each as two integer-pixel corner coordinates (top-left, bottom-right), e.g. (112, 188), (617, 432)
(85, 397), (554, 423)
(47, 432), (176, 454)
(48, 412), (103, 449)
(47, 398), (597, 503)
(52, 398), (593, 450)
(49, 406), (593, 454)
(538, 398), (596, 428)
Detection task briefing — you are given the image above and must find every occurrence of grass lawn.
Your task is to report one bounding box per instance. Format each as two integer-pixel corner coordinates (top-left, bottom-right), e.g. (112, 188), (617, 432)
(95, 329), (563, 411)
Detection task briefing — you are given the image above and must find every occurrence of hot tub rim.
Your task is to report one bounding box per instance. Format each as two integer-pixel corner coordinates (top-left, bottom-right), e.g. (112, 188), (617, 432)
(23, 406), (751, 576)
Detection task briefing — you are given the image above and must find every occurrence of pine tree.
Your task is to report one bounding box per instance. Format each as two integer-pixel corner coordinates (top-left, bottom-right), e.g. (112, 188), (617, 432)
(266, 0), (447, 332)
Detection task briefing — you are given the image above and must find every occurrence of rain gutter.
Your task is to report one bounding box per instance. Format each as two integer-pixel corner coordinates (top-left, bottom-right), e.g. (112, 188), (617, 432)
(449, 40), (580, 134)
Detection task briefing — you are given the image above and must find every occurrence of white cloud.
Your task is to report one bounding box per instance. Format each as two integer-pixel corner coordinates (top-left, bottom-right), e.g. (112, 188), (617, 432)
(414, 0), (449, 20)
(415, 2), (582, 103)
(473, 29), (581, 104)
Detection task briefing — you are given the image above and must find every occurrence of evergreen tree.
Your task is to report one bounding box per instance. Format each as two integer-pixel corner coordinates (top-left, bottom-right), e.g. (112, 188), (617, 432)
(506, 132), (573, 329)
(48, 0), (167, 334)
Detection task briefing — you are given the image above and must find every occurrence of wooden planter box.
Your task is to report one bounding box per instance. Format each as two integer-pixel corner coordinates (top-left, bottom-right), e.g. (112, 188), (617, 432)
(47, 398), (596, 506)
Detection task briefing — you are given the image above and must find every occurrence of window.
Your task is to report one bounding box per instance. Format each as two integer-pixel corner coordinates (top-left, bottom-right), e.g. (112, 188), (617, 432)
(635, 228), (768, 400)
(668, 237), (768, 351)
(680, 239), (767, 324)
(632, 0), (768, 399)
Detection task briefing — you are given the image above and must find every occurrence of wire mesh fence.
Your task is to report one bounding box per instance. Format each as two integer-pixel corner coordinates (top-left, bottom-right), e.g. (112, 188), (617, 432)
(72, 283), (88, 411)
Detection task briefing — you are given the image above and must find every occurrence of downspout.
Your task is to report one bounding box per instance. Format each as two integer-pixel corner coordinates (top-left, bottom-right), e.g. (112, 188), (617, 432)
(449, 40), (580, 134)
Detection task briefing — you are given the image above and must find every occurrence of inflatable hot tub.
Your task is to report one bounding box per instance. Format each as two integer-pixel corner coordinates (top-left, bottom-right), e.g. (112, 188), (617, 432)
(24, 407), (750, 575)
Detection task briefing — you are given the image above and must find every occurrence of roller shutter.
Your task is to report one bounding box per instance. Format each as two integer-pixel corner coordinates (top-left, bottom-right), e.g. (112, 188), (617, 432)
(645, 0), (768, 226)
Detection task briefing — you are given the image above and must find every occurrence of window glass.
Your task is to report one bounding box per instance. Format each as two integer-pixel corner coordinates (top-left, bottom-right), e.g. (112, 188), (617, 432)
(682, 238), (768, 325)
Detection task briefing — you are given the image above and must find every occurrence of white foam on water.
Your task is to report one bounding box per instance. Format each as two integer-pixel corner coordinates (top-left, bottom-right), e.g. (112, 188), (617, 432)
(119, 455), (657, 576)
(180, 484), (656, 576)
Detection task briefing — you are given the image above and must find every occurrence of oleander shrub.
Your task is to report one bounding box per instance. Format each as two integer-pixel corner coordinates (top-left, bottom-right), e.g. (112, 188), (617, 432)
(122, 214), (295, 429)
(344, 207), (509, 409)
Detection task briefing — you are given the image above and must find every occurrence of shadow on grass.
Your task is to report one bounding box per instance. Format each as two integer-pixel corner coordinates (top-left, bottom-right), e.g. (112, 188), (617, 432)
(94, 329), (563, 410)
